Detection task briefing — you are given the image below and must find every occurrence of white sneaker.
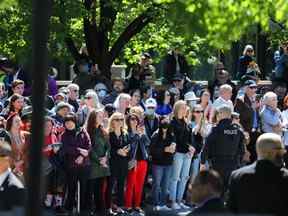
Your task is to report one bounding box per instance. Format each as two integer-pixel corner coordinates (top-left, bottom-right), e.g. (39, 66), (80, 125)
(159, 205), (171, 211)
(153, 205), (161, 211)
(178, 202), (190, 209)
(171, 202), (181, 210)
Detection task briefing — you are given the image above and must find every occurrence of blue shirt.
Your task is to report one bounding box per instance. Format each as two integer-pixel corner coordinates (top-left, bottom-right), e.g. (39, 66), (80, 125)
(155, 104), (172, 116)
(260, 106), (282, 133)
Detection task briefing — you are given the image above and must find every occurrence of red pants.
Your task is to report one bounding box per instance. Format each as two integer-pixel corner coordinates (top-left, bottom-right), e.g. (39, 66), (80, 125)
(125, 160), (148, 208)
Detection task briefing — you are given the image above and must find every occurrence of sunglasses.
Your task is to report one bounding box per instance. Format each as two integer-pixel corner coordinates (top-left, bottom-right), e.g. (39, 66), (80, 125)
(249, 86), (257, 89)
(114, 118), (124, 122)
(194, 110), (203, 113)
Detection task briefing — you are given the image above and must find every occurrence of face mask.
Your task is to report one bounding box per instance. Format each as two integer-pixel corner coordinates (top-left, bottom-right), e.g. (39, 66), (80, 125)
(146, 108), (155, 116)
(98, 89), (107, 98)
(80, 64), (89, 73)
(160, 122), (170, 129)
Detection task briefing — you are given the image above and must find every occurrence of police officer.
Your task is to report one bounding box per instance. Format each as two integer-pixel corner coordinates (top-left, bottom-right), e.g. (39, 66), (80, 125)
(201, 105), (245, 189)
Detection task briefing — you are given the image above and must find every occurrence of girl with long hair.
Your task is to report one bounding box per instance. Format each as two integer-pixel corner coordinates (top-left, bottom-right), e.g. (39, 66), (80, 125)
(86, 109), (113, 215)
(169, 100), (195, 210)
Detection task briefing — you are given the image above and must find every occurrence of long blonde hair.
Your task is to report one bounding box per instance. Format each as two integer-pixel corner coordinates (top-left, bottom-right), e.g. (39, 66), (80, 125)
(173, 100), (187, 120)
(108, 112), (127, 133)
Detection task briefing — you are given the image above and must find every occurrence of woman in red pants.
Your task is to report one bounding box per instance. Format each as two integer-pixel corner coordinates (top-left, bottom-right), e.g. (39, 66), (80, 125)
(125, 107), (150, 214)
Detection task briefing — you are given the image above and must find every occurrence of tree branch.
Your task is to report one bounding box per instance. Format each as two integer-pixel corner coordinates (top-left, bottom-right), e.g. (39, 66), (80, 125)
(108, 8), (155, 65)
(65, 37), (82, 61)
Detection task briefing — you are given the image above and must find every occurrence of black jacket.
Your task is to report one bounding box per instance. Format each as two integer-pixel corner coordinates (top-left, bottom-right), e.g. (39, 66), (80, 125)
(128, 131), (149, 161)
(202, 119), (245, 165)
(171, 118), (192, 154)
(234, 94), (255, 132)
(144, 116), (159, 140)
(188, 197), (227, 215)
(109, 132), (130, 162)
(228, 160), (288, 216)
(150, 130), (176, 166)
(0, 170), (25, 210)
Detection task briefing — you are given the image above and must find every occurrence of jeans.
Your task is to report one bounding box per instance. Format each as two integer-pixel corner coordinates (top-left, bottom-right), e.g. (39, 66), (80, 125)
(169, 152), (192, 202)
(190, 153), (201, 183)
(152, 164), (172, 206)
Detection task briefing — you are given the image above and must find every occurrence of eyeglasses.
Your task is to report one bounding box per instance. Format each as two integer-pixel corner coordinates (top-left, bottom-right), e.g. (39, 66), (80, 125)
(249, 86), (257, 89)
(247, 49), (254, 53)
(114, 118), (124, 122)
(194, 110), (203, 113)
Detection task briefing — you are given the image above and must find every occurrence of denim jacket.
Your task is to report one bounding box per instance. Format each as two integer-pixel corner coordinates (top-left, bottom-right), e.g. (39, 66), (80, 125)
(128, 131), (150, 161)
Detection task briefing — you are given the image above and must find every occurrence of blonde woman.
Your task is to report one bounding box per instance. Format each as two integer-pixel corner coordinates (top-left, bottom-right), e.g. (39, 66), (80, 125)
(108, 112), (130, 213)
(170, 100), (195, 210)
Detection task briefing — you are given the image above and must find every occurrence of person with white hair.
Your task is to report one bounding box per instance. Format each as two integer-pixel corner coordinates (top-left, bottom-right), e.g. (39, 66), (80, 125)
(67, 83), (80, 112)
(210, 84), (234, 123)
(113, 93), (131, 114)
(77, 90), (102, 126)
(260, 91), (283, 135)
(237, 44), (255, 79)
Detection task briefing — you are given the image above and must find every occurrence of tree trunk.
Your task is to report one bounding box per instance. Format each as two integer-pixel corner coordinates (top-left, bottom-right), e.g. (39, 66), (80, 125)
(66, 2), (159, 81)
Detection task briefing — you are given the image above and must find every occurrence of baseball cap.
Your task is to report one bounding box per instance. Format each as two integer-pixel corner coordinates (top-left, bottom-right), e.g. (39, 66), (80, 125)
(244, 80), (257, 88)
(145, 98), (157, 108)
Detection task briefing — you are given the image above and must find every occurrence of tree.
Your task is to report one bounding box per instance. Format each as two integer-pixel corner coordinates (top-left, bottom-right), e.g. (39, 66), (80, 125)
(0, 0), (214, 79)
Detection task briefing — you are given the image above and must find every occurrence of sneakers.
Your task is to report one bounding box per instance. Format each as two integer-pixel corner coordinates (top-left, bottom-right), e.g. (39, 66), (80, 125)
(135, 207), (145, 215)
(153, 205), (161, 211)
(178, 202), (190, 209)
(158, 205), (171, 211)
(171, 202), (181, 210)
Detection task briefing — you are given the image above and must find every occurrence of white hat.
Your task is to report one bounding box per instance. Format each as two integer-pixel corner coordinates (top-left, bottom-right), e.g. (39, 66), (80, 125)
(184, 91), (199, 101)
(145, 98), (157, 108)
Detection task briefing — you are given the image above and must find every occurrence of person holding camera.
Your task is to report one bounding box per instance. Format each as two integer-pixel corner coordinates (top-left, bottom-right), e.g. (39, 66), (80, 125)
(124, 109), (150, 214)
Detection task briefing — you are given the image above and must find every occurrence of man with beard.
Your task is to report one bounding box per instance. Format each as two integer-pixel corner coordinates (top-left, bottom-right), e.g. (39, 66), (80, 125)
(227, 133), (288, 216)
(102, 77), (125, 105)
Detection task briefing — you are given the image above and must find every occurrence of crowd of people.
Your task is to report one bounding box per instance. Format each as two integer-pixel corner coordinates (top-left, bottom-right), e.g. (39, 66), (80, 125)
(0, 43), (288, 216)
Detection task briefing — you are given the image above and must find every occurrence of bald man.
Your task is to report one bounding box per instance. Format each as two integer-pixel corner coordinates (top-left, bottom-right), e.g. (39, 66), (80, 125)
(227, 133), (288, 215)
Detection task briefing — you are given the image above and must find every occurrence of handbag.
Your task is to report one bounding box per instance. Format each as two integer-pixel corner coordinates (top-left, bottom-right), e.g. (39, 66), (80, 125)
(128, 159), (137, 170)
